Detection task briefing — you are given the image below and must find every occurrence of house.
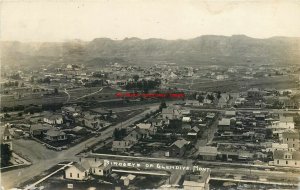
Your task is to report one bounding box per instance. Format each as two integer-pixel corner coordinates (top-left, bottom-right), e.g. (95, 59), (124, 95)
(30, 124), (51, 136)
(185, 100), (200, 107)
(218, 118), (231, 131)
(43, 112), (63, 125)
(247, 88), (265, 99)
(136, 123), (156, 135)
(282, 130), (299, 151)
(121, 174), (136, 186)
(44, 129), (67, 141)
(268, 116), (295, 136)
(278, 96), (295, 108)
(206, 113), (215, 120)
(182, 123), (192, 130)
(124, 129), (145, 141)
(62, 106), (82, 117)
(182, 117), (191, 123)
(272, 150), (300, 168)
(65, 161), (90, 180)
(198, 146), (218, 161)
(148, 118), (164, 128)
(89, 161), (112, 177)
(224, 111), (236, 117)
(112, 140), (134, 152)
(183, 171), (210, 190)
(187, 126), (201, 138)
(218, 93), (230, 108)
(161, 108), (182, 120)
(72, 126), (87, 134)
(169, 139), (190, 157)
(0, 124), (13, 150)
(265, 143), (290, 153)
(81, 112), (106, 129)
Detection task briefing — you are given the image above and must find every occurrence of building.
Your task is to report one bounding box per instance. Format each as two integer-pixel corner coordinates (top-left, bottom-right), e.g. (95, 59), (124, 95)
(272, 150), (300, 168)
(148, 118), (164, 128)
(0, 124), (13, 150)
(224, 111), (236, 118)
(136, 123), (156, 135)
(43, 113), (63, 125)
(247, 88), (265, 99)
(112, 140), (134, 152)
(182, 117), (192, 123)
(218, 118), (231, 131)
(183, 171), (210, 190)
(282, 130), (299, 151)
(30, 124), (51, 136)
(218, 93), (230, 108)
(268, 116), (295, 136)
(161, 108), (182, 120)
(65, 162), (90, 180)
(124, 129), (144, 141)
(89, 162), (112, 177)
(169, 139), (190, 157)
(198, 146), (218, 161)
(185, 100), (200, 107)
(44, 129), (67, 141)
(82, 113), (103, 129)
(265, 143), (290, 153)
(62, 105), (82, 117)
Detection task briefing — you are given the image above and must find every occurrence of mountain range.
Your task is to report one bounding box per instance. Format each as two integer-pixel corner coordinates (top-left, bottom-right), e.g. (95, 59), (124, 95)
(1, 35), (300, 67)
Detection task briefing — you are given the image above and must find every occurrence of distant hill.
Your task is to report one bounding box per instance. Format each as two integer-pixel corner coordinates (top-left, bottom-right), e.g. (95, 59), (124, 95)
(1, 35), (300, 67)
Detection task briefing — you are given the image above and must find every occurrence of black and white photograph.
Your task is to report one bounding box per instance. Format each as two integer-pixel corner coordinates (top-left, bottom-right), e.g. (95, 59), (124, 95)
(1, 0), (300, 189)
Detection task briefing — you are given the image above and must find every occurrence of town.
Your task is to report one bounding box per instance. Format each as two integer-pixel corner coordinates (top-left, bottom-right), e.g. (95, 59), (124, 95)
(1, 60), (300, 190)
(1, 1), (300, 189)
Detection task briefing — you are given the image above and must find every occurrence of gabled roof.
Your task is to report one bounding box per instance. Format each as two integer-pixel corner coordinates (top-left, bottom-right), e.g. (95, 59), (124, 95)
(172, 139), (190, 149)
(136, 123), (152, 130)
(192, 126), (200, 133)
(45, 129), (65, 137)
(73, 161), (90, 172)
(198, 146), (218, 154)
(280, 116), (294, 123)
(282, 130), (299, 139)
(30, 124), (52, 131)
(218, 118), (231, 126)
(274, 150), (300, 160)
(2, 126), (11, 137)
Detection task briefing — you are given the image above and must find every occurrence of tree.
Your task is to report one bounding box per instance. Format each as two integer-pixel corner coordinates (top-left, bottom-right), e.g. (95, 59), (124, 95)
(197, 95), (204, 103)
(4, 113), (10, 118)
(133, 75), (139, 82)
(0, 144), (12, 167)
(266, 129), (273, 139)
(216, 91), (221, 99)
(54, 88), (58, 94)
(207, 94), (215, 101)
(159, 101), (167, 111)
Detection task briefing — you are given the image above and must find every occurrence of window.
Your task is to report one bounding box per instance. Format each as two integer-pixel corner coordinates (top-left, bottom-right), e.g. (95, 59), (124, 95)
(287, 138), (289, 141)
(286, 161), (288, 165)
(285, 155), (287, 159)
(293, 144), (295, 147)
(277, 160), (279, 164)
(99, 169), (102, 172)
(70, 173), (72, 177)
(77, 173), (80, 178)
(295, 162), (297, 165)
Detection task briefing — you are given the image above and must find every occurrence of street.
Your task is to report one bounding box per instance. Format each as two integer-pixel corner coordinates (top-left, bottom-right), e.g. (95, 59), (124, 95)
(1, 105), (159, 189)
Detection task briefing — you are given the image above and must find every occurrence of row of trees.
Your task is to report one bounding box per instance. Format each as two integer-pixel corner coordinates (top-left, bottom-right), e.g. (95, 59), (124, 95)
(125, 79), (161, 91)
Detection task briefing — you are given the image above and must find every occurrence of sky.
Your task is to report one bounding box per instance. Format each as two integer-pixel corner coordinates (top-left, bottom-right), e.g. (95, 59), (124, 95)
(1, 0), (300, 42)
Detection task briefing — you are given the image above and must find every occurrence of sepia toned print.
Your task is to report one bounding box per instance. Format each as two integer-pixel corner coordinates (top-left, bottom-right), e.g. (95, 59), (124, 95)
(1, 0), (300, 189)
